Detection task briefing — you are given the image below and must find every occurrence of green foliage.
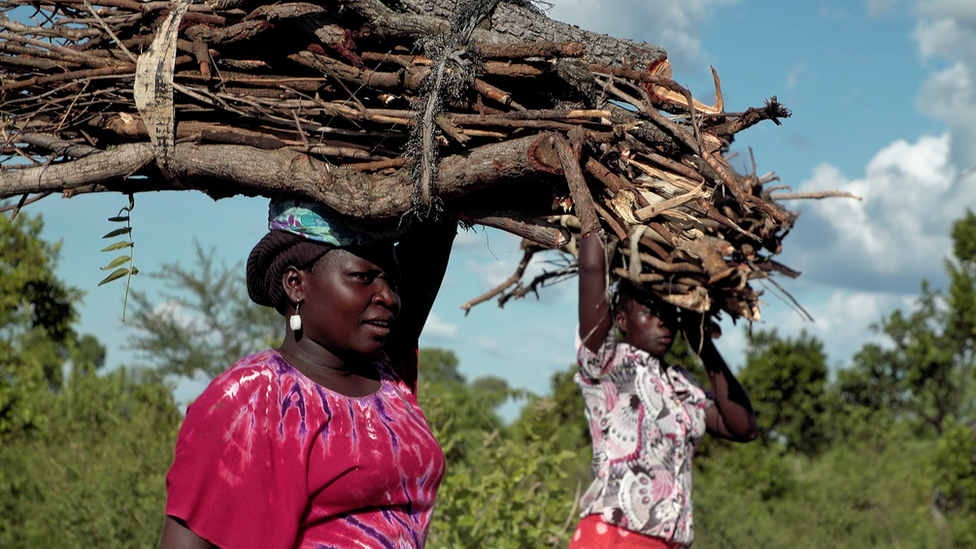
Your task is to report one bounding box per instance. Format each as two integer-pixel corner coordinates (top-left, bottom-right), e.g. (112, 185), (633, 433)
(510, 366), (590, 452)
(739, 329), (829, 455)
(0, 211), (181, 548)
(929, 419), (976, 547)
(417, 348), (510, 465)
(947, 209), (976, 350)
(1, 213), (79, 435)
(125, 242), (282, 379)
(420, 347), (466, 385)
(3, 208), (976, 549)
(428, 431), (578, 549)
(98, 195), (139, 320)
(691, 211), (976, 548)
(420, 354), (584, 549)
(694, 421), (946, 549)
(0, 366), (180, 549)
(836, 211), (976, 436)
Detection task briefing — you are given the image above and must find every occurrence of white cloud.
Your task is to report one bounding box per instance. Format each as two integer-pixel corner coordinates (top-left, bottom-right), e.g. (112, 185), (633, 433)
(774, 288), (913, 361)
(466, 257), (517, 290)
(786, 64), (806, 91)
(717, 286), (917, 369)
(867, 0), (902, 17)
(476, 335), (503, 355)
(545, 0), (740, 72)
(914, 1), (976, 168)
(420, 312), (459, 341)
(789, 133), (962, 291)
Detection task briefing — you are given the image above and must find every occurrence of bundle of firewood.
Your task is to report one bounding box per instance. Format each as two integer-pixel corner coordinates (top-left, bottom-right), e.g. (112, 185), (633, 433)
(0, 0), (854, 320)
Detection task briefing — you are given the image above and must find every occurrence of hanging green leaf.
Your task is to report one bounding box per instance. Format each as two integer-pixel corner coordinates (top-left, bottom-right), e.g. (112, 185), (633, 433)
(101, 241), (133, 252)
(99, 194), (139, 320)
(98, 268), (130, 286)
(100, 255), (132, 270)
(102, 227), (132, 239)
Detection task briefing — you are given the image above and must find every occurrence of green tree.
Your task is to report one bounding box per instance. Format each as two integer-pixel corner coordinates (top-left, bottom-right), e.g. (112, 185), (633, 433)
(0, 364), (180, 548)
(929, 419), (976, 548)
(419, 352), (580, 548)
(738, 329), (829, 455)
(511, 365), (590, 452)
(417, 348), (511, 465)
(420, 347), (466, 385)
(0, 213), (79, 435)
(125, 242), (282, 379)
(0, 212), (182, 548)
(839, 211), (976, 435)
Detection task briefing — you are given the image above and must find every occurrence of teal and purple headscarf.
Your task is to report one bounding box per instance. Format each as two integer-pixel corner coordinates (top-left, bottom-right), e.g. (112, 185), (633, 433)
(268, 197), (401, 246)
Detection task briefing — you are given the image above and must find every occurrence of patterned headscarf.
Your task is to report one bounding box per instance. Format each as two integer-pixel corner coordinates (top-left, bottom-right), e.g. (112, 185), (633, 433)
(268, 197), (402, 246)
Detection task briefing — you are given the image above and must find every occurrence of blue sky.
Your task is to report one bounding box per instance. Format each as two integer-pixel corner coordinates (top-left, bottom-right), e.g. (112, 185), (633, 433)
(28, 0), (976, 408)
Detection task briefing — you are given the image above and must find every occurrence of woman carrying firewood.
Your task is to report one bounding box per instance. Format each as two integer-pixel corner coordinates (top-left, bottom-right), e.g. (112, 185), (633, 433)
(158, 198), (456, 549)
(570, 229), (759, 549)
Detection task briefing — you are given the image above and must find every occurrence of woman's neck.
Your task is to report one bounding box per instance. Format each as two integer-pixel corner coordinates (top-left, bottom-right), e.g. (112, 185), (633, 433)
(278, 336), (381, 397)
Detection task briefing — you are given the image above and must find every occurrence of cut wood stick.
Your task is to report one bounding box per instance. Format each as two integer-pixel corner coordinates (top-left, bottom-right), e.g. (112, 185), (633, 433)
(635, 182), (709, 221)
(770, 190), (861, 200)
(635, 151), (705, 183)
(473, 78), (521, 109)
(592, 200), (629, 241)
(585, 157), (651, 208)
(460, 246), (537, 312)
(289, 51), (403, 89)
(624, 158), (702, 192)
(639, 235), (674, 264)
(344, 158), (410, 171)
(638, 252), (703, 274)
(460, 210), (571, 249)
(554, 134), (600, 236)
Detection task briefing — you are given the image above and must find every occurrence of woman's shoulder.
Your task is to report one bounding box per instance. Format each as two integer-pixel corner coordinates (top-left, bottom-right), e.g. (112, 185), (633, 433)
(192, 350), (291, 407)
(213, 349), (285, 382)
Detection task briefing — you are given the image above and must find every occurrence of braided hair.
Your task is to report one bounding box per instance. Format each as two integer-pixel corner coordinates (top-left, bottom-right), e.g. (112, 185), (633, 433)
(245, 231), (333, 315)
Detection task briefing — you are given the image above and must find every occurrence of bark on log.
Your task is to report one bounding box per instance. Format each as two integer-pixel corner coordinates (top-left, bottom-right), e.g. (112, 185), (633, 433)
(2, 133), (565, 224)
(395, 0), (667, 69)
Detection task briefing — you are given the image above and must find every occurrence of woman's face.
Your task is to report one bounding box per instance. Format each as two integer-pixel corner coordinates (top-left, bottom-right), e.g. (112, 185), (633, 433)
(615, 299), (678, 357)
(297, 243), (401, 359)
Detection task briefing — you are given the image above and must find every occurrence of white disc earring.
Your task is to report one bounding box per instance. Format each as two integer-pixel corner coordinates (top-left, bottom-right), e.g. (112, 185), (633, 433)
(289, 301), (302, 331)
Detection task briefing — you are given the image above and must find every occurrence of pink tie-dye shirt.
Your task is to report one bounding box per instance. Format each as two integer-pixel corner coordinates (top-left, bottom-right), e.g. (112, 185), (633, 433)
(575, 328), (712, 547)
(165, 349), (445, 549)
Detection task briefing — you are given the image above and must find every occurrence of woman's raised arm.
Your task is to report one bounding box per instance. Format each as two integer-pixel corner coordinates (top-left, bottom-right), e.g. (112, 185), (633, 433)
(578, 231), (614, 353)
(683, 317), (759, 442)
(384, 217), (458, 387)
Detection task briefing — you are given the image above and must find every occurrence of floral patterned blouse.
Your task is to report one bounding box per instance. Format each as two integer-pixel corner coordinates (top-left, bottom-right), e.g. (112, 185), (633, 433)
(165, 349), (445, 549)
(574, 328), (712, 547)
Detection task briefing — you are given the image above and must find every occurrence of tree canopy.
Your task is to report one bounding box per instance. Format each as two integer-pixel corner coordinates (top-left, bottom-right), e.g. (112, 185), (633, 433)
(0, 212), (182, 549)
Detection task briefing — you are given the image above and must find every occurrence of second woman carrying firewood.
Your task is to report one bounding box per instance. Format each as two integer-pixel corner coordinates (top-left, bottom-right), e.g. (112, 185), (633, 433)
(569, 229), (759, 549)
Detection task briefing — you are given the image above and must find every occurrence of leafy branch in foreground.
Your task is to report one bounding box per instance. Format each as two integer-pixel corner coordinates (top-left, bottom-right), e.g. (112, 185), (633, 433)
(98, 194), (138, 320)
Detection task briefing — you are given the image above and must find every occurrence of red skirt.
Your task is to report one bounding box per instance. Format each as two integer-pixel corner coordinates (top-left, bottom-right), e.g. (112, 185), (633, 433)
(567, 515), (684, 549)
